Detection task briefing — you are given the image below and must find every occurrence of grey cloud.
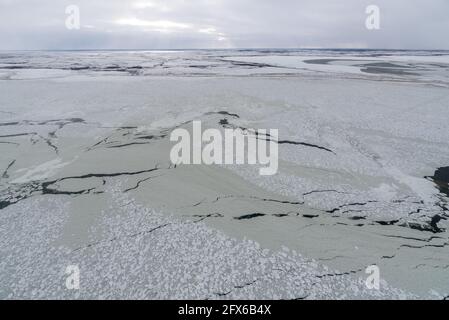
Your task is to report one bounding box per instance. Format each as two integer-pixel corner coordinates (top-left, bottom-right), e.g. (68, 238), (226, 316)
(0, 0), (448, 50)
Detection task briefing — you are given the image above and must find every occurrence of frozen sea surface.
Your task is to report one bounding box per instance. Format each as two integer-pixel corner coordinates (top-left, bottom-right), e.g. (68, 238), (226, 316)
(0, 49), (448, 299)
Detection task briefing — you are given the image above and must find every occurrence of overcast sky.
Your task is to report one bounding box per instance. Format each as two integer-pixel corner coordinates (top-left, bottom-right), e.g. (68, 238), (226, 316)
(1, 0), (448, 50)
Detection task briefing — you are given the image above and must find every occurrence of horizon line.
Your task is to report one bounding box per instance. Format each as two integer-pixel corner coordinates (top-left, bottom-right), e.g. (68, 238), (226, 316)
(2, 47), (449, 52)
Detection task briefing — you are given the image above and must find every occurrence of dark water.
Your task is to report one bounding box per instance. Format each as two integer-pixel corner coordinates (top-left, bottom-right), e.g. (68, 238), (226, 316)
(428, 167), (449, 197)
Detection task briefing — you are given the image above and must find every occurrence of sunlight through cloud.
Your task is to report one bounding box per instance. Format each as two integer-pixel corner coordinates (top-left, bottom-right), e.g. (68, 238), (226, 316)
(116, 18), (191, 31)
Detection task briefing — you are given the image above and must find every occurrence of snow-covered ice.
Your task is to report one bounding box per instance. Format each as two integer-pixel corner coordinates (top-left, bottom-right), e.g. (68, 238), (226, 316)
(0, 49), (448, 299)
